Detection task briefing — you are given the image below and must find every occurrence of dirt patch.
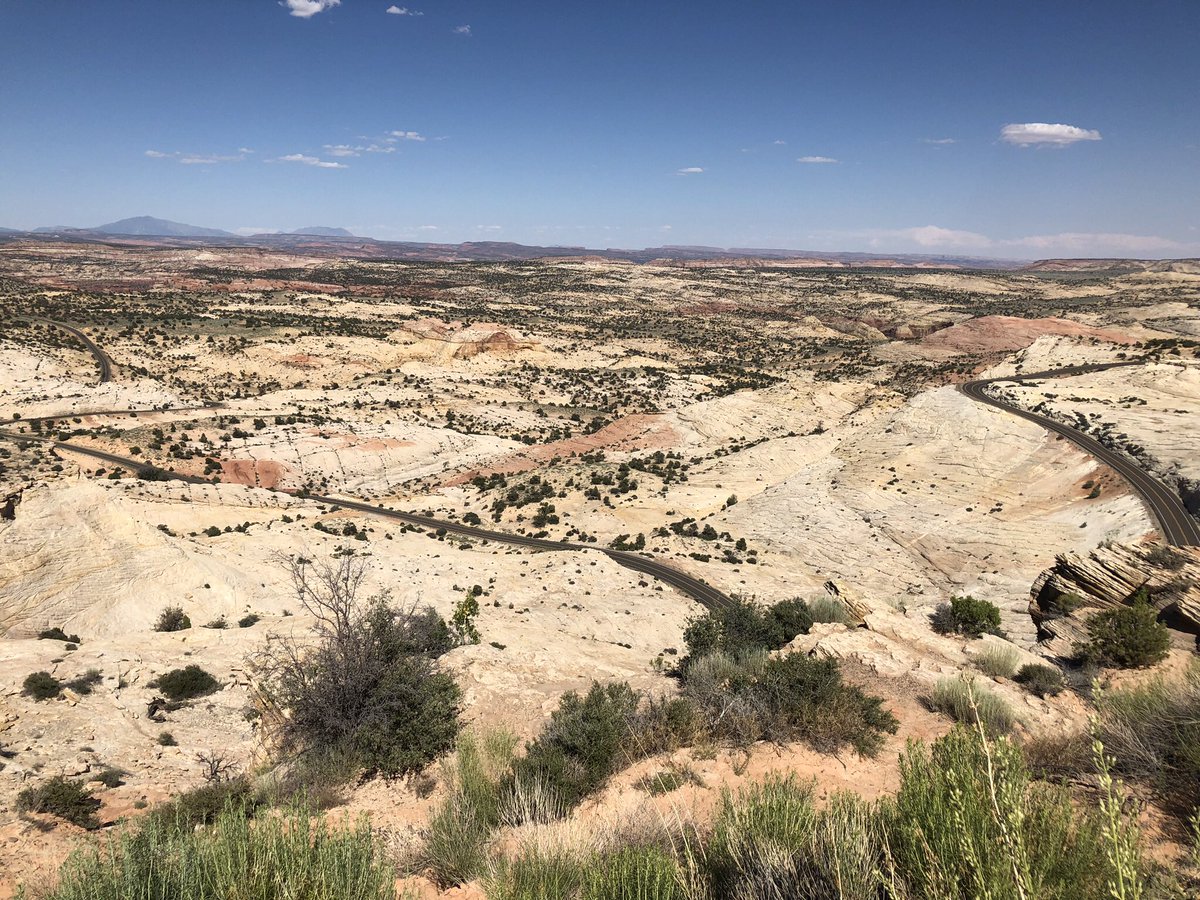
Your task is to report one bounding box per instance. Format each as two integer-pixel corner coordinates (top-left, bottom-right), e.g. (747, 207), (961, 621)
(220, 458), (289, 489)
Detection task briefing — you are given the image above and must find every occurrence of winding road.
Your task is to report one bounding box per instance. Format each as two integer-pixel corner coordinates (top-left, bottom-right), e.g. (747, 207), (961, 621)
(0, 322), (736, 611)
(959, 364), (1200, 547)
(3, 324), (1196, 618)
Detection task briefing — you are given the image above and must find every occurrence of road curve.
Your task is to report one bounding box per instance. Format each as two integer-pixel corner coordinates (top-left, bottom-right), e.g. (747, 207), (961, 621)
(959, 363), (1200, 547)
(0, 425), (736, 612)
(30, 319), (113, 384)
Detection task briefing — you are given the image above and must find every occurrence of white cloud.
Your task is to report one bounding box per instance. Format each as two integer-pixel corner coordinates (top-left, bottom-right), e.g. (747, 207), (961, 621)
(324, 144), (361, 157)
(238, 147), (255, 154)
(676, 166), (704, 175)
(453, 24), (472, 35)
(797, 155), (838, 164)
(272, 154), (348, 169)
(895, 225), (991, 249)
(1000, 122), (1101, 146)
(180, 153), (246, 165)
(773, 139), (787, 145)
(922, 137), (956, 145)
(146, 149), (246, 164)
(842, 224), (1191, 257)
(476, 225), (503, 232)
(418, 224), (439, 231)
(386, 5), (422, 14)
(282, 0), (340, 18)
(390, 130), (426, 142)
(365, 143), (396, 153)
(1003, 232), (1186, 254)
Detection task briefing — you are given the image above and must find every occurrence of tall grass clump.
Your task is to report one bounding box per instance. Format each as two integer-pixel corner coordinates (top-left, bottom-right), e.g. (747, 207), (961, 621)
(32, 804), (395, 900)
(701, 776), (881, 900)
(805, 595), (853, 625)
(882, 726), (1111, 900)
(581, 845), (681, 900)
(931, 675), (1016, 733)
(423, 730), (518, 887)
(973, 642), (1021, 678)
(485, 847), (585, 900)
(1093, 660), (1200, 822)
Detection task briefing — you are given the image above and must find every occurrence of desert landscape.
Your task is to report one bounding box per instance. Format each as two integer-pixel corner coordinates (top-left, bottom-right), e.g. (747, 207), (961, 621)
(0, 233), (1197, 896)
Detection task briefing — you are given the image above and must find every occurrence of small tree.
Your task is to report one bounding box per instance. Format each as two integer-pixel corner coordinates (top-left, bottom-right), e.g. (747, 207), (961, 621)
(451, 591), (481, 645)
(1076, 589), (1170, 669)
(154, 605), (191, 632)
(261, 556), (461, 778)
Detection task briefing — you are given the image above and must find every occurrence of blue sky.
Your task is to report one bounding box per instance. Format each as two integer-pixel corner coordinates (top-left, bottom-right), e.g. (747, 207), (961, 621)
(1, 0), (1197, 257)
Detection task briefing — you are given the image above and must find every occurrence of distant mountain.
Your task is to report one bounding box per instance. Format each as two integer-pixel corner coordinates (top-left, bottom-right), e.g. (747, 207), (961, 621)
(0, 227), (20, 234)
(91, 216), (234, 238)
(291, 226), (356, 238)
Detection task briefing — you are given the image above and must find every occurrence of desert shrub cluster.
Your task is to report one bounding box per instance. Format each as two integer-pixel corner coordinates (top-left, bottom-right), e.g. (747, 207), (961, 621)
(262, 556), (461, 779)
(473, 725), (1160, 899)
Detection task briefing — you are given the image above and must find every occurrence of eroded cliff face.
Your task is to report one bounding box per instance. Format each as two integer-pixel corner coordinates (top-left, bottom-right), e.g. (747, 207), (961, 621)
(1030, 542), (1200, 657)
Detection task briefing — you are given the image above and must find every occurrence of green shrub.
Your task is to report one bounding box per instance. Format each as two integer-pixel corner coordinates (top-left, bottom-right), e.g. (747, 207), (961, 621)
(681, 596), (812, 665)
(66, 668), (103, 695)
(39, 627), (81, 644)
(972, 642), (1021, 678)
(633, 763), (698, 797)
(145, 777), (259, 835)
(155, 665), (220, 701)
(1015, 662), (1065, 697)
(157, 731), (177, 746)
(23, 670), (63, 701)
(95, 768), (127, 789)
(237, 613), (260, 628)
(930, 595), (1002, 638)
(507, 682), (641, 813)
(16, 776), (101, 829)
(33, 803), (394, 900)
(1075, 590), (1171, 669)
(930, 676), (1015, 733)
(681, 651), (897, 756)
(752, 653), (898, 756)
(883, 728), (1112, 900)
(154, 605), (191, 632)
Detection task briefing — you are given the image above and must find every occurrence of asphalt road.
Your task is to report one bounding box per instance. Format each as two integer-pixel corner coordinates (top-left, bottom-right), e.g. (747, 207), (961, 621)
(959, 363), (1200, 547)
(0, 424), (735, 611)
(28, 319), (113, 384)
